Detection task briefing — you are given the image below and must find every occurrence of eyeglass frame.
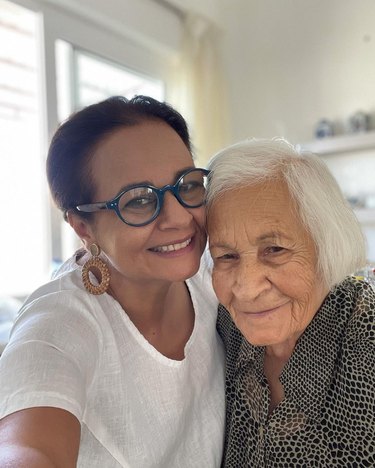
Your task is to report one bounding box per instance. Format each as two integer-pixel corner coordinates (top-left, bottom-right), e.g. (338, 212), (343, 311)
(75, 167), (210, 227)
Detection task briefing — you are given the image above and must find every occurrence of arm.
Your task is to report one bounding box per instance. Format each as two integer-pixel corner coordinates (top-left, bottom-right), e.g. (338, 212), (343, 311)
(0, 407), (80, 467)
(0, 290), (102, 467)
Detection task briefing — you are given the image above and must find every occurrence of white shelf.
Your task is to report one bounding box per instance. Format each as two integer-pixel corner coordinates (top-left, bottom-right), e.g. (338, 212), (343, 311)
(300, 131), (375, 155)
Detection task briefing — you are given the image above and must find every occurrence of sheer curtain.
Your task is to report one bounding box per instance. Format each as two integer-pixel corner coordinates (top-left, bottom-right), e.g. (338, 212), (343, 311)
(168, 12), (229, 167)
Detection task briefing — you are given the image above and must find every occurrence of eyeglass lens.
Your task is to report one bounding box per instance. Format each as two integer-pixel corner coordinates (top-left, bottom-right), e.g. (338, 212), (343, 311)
(118, 169), (207, 225)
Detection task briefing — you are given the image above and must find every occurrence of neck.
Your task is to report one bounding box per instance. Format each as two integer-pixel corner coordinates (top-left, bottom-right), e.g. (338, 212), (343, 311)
(109, 274), (180, 322)
(108, 271), (194, 360)
(265, 340), (296, 362)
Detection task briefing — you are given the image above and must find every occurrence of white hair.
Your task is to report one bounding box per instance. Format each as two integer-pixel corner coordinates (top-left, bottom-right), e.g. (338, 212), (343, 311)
(206, 138), (367, 289)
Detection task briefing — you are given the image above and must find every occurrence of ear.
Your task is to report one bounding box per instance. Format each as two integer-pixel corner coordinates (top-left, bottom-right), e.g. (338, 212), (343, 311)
(67, 212), (95, 250)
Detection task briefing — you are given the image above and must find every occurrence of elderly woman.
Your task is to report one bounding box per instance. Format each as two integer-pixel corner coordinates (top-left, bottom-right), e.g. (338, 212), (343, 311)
(206, 138), (375, 467)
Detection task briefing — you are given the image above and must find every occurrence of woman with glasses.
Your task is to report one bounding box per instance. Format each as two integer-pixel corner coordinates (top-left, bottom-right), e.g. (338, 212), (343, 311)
(0, 96), (225, 467)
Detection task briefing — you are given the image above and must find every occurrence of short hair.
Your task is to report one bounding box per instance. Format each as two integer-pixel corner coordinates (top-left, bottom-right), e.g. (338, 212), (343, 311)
(206, 137), (367, 288)
(46, 95), (191, 221)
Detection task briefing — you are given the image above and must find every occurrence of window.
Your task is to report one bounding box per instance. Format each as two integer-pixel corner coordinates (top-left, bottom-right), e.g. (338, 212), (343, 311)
(1, 1), (166, 298)
(56, 42), (164, 120)
(0, 0), (49, 298)
(75, 49), (164, 108)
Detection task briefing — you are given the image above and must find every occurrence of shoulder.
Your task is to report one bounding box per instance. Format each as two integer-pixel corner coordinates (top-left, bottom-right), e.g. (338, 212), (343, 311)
(23, 250), (99, 314)
(51, 251), (83, 279)
(329, 280), (375, 429)
(0, 261), (105, 422)
(342, 278), (375, 347)
(333, 279), (375, 392)
(24, 252), (84, 304)
(8, 263), (105, 357)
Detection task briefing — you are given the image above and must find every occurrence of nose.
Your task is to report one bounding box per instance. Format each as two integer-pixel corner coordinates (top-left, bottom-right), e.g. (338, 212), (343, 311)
(157, 191), (193, 229)
(231, 256), (272, 303)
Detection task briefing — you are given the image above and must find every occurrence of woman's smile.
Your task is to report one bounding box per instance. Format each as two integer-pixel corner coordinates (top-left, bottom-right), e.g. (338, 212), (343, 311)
(239, 301), (290, 319)
(148, 235), (194, 255)
(209, 180), (327, 348)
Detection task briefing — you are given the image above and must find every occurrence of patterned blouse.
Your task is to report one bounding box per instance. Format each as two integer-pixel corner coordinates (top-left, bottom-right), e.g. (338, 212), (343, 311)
(217, 277), (375, 467)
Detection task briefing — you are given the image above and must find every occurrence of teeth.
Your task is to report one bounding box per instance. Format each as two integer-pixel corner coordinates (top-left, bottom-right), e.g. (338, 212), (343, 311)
(152, 238), (191, 253)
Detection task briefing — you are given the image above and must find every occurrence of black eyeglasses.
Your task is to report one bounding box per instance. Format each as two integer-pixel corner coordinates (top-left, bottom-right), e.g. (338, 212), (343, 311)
(75, 168), (209, 227)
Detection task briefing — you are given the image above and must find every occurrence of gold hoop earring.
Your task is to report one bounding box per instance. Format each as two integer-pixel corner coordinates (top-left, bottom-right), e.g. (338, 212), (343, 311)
(82, 244), (110, 295)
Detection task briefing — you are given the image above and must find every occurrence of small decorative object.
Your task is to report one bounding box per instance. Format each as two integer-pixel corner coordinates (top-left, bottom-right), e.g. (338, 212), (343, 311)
(348, 111), (370, 133)
(315, 119), (334, 139)
(346, 196), (366, 209)
(82, 243), (110, 295)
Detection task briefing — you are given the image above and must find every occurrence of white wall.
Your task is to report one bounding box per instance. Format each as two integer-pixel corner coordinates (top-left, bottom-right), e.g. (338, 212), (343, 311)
(218, 0), (375, 144)
(163, 0), (223, 26)
(38, 0), (182, 56)
(217, 0), (375, 262)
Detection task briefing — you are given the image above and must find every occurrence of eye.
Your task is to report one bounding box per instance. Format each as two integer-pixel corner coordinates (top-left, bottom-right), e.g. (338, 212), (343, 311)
(125, 197), (155, 209)
(178, 170), (206, 197)
(179, 182), (192, 192)
(220, 253), (236, 259)
(179, 181), (203, 194)
(119, 190), (157, 213)
(263, 245), (286, 256)
(213, 252), (239, 262)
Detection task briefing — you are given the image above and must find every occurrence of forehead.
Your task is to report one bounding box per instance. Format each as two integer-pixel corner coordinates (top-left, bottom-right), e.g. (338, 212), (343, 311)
(208, 179), (307, 243)
(90, 120), (193, 198)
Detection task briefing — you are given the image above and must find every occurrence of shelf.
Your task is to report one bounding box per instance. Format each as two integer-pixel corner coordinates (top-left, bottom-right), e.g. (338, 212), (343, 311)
(299, 130), (375, 155)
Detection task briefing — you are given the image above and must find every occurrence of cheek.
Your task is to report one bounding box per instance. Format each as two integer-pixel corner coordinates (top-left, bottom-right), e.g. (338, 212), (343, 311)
(292, 268), (318, 301)
(193, 206), (206, 230)
(212, 270), (230, 304)
(279, 255), (317, 293)
(283, 267), (324, 321)
(96, 221), (149, 262)
(193, 207), (207, 250)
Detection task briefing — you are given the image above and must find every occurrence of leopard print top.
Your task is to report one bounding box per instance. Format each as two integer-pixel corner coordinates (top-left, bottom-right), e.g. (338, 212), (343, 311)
(217, 277), (375, 467)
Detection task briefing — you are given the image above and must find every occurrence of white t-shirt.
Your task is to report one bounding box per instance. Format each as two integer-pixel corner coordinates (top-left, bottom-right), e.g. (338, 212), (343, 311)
(0, 251), (225, 467)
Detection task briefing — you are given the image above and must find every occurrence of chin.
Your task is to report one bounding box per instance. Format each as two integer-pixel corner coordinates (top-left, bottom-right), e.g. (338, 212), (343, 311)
(243, 335), (269, 347)
(239, 326), (284, 348)
(171, 262), (201, 282)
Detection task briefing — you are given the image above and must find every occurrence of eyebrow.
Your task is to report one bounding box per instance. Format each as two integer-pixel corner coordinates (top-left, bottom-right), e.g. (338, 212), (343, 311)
(210, 231), (292, 250)
(257, 231), (291, 242)
(114, 165), (196, 196)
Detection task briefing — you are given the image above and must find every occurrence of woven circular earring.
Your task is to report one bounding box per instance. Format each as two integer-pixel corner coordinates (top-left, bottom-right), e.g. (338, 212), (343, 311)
(81, 244), (110, 295)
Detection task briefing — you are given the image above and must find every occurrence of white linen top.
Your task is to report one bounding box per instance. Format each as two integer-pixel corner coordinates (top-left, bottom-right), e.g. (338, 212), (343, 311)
(0, 250), (225, 467)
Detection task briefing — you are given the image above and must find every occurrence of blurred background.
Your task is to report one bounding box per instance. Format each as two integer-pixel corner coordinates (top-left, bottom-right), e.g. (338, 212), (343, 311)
(1, 0), (375, 310)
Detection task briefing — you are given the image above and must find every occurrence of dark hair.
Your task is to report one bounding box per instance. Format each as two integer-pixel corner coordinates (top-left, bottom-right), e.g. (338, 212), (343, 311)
(46, 95), (192, 220)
